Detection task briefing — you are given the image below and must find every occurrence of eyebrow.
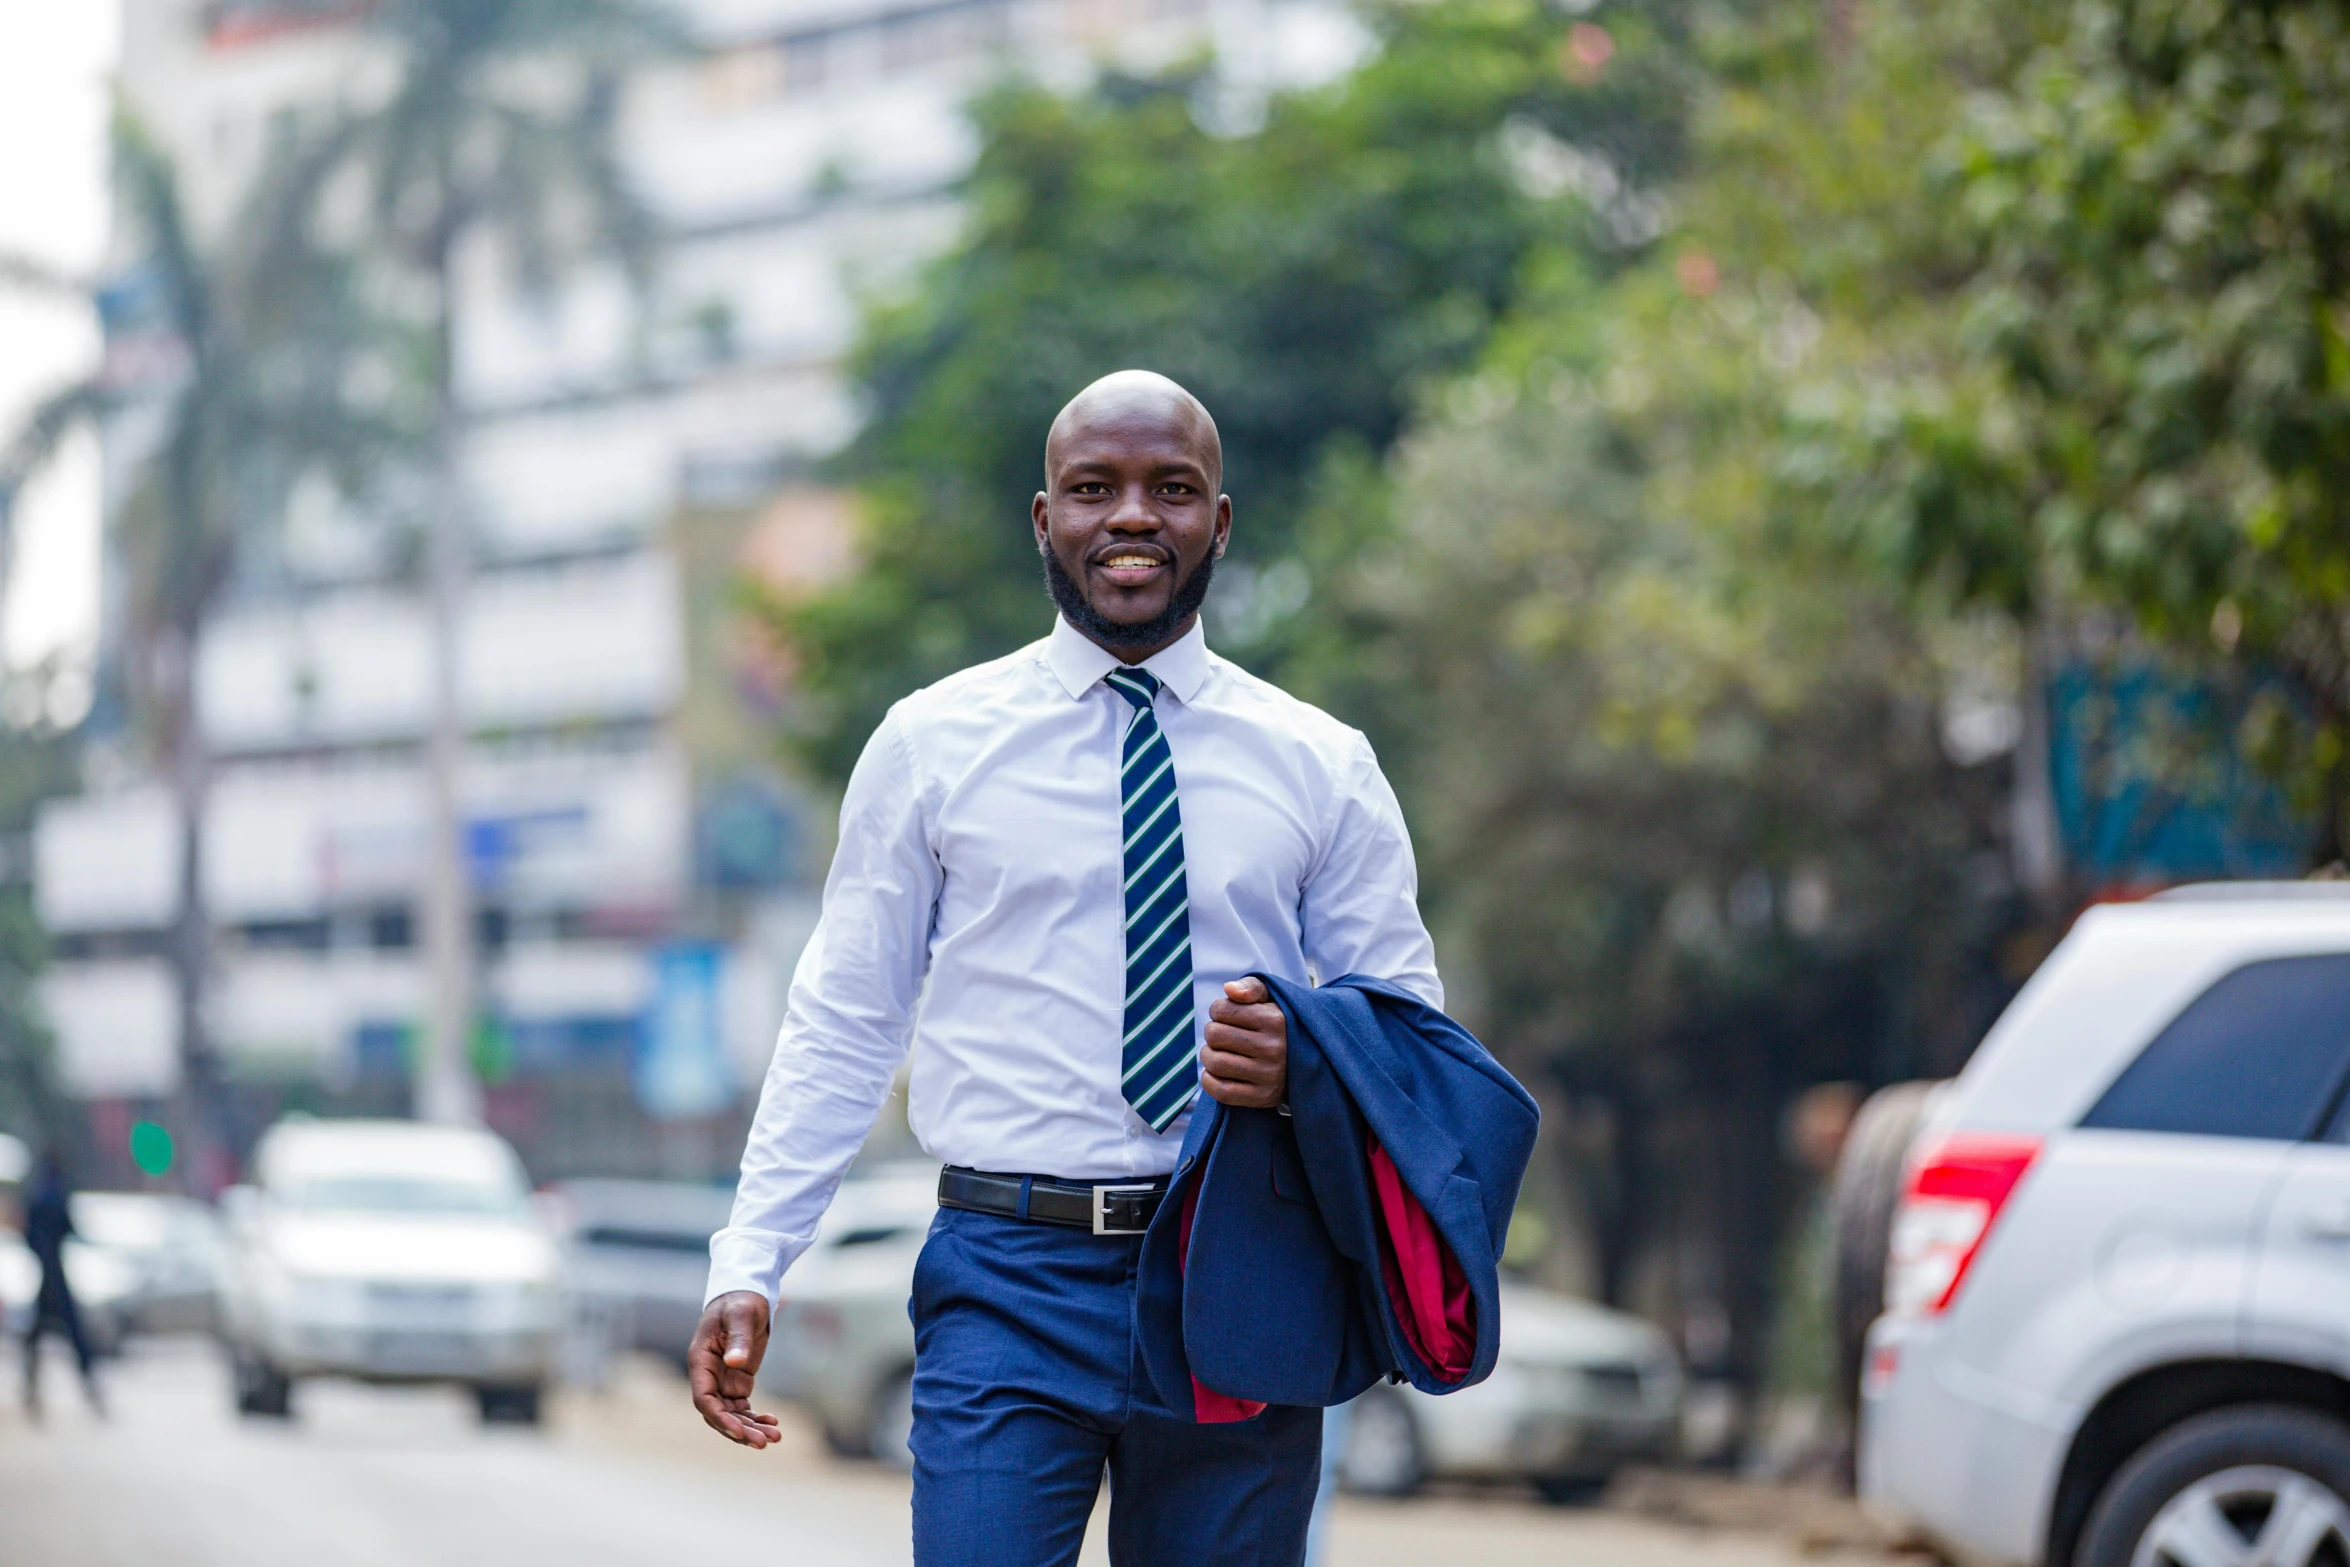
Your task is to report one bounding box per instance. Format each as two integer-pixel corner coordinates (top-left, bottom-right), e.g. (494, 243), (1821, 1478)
(1057, 455), (1211, 482)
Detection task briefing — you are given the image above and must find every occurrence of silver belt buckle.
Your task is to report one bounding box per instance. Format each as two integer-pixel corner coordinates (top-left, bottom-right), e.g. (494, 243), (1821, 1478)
(1092, 1182), (1158, 1235)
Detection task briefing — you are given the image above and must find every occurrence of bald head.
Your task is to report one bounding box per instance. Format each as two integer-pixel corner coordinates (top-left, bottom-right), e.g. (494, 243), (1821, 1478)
(1045, 370), (1222, 491)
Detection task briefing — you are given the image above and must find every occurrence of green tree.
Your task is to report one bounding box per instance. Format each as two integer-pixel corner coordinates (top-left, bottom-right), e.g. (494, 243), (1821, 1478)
(1, 119), (385, 1187)
(1943, 0), (2350, 857)
(0, 723), (76, 1151)
(1737, 0), (2350, 872)
(325, 0), (679, 1122)
(780, 0), (1697, 781)
(1268, 0), (2043, 1402)
(1299, 362), (2007, 1392)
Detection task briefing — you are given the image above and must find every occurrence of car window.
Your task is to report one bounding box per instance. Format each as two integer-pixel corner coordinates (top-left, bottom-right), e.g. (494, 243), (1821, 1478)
(2081, 953), (2350, 1142)
(579, 1225), (712, 1253)
(280, 1175), (527, 1216)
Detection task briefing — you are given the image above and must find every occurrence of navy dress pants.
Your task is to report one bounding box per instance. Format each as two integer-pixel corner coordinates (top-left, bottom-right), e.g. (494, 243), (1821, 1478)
(909, 1205), (1322, 1567)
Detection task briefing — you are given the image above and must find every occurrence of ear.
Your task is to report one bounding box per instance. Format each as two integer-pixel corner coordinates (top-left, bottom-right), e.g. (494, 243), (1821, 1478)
(1211, 493), (1233, 558)
(1031, 491), (1051, 553)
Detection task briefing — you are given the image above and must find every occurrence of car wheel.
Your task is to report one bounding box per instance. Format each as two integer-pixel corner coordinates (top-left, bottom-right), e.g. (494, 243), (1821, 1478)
(2077, 1405), (2350, 1567)
(1828, 1081), (1941, 1416)
(867, 1370), (915, 1471)
(1533, 1473), (1609, 1507)
(1339, 1387), (1426, 1497)
(476, 1384), (546, 1426)
(233, 1353), (293, 1419)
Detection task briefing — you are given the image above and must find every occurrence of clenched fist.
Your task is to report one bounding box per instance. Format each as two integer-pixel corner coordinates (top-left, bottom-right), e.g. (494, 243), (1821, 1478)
(1202, 976), (1287, 1109)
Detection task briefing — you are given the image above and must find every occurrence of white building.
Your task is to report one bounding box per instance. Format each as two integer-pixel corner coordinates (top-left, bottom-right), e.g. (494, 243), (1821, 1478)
(36, 0), (1361, 1167)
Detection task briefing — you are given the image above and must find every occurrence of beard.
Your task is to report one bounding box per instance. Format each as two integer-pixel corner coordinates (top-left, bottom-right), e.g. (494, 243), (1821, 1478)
(1043, 544), (1218, 652)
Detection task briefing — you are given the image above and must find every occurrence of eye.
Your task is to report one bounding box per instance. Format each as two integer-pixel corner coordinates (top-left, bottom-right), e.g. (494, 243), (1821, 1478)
(1155, 483), (1194, 497)
(1071, 481), (1111, 496)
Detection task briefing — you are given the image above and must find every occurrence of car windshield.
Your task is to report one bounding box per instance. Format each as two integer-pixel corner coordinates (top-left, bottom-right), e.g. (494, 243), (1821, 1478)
(280, 1175), (525, 1217)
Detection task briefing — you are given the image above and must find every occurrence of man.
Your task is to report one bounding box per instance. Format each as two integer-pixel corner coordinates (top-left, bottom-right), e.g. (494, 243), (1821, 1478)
(691, 370), (1440, 1566)
(20, 1151), (103, 1419)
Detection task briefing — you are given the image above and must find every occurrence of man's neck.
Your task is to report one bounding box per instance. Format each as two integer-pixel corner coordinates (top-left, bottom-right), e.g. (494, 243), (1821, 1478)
(1078, 613), (1198, 666)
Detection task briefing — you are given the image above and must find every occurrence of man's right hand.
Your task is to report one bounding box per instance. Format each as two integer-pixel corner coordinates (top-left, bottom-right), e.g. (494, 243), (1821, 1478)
(689, 1290), (783, 1450)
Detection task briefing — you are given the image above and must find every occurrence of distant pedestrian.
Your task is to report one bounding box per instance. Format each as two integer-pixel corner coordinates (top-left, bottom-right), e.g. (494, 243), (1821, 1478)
(20, 1152), (103, 1419)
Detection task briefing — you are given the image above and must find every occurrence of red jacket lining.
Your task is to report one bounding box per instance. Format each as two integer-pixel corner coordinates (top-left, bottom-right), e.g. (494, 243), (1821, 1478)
(1176, 1132), (1474, 1422)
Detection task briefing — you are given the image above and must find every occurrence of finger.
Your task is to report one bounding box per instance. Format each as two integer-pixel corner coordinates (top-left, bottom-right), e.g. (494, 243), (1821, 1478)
(694, 1387), (741, 1436)
(1204, 1022), (1282, 1060)
(708, 1401), (776, 1448)
(1207, 1000), (1285, 1031)
(1201, 1047), (1280, 1086)
(724, 1317), (754, 1368)
(1223, 976), (1269, 1004)
(1202, 1074), (1278, 1109)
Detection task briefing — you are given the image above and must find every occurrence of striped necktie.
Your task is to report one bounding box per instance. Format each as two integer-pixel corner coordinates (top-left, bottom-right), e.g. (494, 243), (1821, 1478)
(1105, 666), (1197, 1132)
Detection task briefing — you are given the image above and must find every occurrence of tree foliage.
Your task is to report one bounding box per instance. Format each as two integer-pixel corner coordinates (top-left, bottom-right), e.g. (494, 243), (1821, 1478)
(781, 0), (1696, 779)
(1756, 0), (2350, 856)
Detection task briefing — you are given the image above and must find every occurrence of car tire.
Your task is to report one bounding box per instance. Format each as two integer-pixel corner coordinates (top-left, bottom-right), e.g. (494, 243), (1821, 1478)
(233, 1353), (293, 1419)
(867, 1369), (915, 1471)
(476, 1384), (546, 1426)
(1533, 1473), (1609, 1506)
(1339, 1386), (1426, 1498)
(2076, 1405), (2350, 1567)
(1828, 1080), (1941, 1416)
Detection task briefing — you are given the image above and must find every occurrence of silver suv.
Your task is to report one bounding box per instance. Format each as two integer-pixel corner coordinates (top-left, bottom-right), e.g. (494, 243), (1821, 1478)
(1861, 884), (2350, 1567)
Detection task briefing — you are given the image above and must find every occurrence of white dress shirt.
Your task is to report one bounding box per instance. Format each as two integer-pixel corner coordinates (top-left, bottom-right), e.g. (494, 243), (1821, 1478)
(705, 616), (1442, 1306)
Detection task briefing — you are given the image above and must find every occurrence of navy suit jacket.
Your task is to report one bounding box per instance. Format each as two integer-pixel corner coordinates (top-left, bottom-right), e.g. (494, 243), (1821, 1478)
(1135, 973), (1540, 1414)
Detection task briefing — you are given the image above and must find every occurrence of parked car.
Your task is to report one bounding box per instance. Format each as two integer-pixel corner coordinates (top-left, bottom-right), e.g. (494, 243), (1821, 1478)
(1860, 883), (2350, 1567)
(758, 1161), (942, 1466)
(1336, 1284), (1683, 1502)
(551, 1177), (736, 1366)
(71, 1192), (226, 1335)
(217, 1118), (562, 1424)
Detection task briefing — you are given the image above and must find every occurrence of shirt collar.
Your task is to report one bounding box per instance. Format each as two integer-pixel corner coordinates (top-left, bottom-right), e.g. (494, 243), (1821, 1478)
(1044, 615), (1212, 706)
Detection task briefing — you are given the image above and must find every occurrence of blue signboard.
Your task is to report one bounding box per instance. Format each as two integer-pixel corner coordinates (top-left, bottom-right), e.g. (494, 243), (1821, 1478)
(634, 942), (736, 1119)
(2048, 659), (2308, 886)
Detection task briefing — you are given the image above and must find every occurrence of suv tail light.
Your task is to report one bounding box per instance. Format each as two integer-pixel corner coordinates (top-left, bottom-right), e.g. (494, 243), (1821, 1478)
(1884, 1134), (2042, 1317)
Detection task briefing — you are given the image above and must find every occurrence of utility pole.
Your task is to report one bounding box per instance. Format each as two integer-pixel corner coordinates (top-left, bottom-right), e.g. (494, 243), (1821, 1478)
(415, 226), (480, 1128)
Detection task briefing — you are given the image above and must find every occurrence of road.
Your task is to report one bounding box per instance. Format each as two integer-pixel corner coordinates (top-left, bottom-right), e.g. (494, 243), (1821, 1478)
(0, 1340), (1906, 1567)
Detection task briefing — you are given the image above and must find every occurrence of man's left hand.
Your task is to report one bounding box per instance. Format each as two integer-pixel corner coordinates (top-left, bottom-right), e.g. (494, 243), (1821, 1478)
(1203, 976), (1287, 1109)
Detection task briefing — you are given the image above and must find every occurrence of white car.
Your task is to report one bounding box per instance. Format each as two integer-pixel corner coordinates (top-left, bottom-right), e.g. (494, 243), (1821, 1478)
(1337, 1285), (1682, 1502)
(760, 1162), (1683, 1495)
(218, 1118), (562, 1423)
(71, 1192), (226, 1335)
(1861, 884), (2350, 1567)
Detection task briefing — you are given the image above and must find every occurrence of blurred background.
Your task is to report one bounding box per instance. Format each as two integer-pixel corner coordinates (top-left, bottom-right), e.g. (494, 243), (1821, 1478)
(1, 0), (2344, 1562)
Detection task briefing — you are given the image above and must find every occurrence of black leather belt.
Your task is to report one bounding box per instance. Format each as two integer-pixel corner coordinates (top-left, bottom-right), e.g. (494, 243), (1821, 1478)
(937, 1166), (1168, 1235)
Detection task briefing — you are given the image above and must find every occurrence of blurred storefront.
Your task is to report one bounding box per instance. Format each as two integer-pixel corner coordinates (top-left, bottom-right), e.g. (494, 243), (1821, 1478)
(34, 0), (1356, 1183)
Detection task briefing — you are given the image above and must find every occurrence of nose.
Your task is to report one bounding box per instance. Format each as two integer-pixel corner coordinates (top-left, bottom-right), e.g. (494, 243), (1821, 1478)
(1106, 482), (1158, 533)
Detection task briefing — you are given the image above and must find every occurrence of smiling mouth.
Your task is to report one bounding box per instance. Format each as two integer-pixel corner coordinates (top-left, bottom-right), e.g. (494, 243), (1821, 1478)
(1095, 551), (1168, 586)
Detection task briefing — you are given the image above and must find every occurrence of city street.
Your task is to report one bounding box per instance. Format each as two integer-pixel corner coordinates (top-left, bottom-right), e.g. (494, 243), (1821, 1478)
(0, 1340), (1907, 1567)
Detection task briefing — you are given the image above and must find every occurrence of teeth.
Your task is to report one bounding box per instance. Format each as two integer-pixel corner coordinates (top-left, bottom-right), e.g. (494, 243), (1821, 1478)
(1104, 556), (1159, 568)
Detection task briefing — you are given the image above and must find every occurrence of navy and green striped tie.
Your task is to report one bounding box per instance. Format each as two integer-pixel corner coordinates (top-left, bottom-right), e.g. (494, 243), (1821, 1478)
(1105, 666), (1197, 1132)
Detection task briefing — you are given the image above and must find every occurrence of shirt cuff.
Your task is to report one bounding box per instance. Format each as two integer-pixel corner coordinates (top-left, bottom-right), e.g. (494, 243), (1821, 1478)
(703, 1226), (803, 1310)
